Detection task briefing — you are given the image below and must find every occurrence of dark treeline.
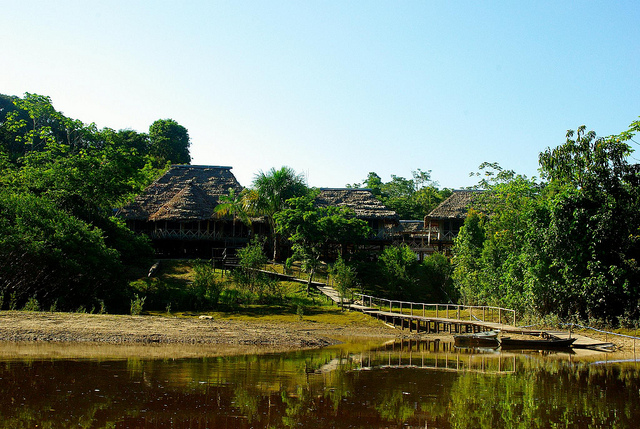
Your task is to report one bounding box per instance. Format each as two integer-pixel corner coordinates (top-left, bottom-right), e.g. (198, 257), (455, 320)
(0, 93), (190, 312)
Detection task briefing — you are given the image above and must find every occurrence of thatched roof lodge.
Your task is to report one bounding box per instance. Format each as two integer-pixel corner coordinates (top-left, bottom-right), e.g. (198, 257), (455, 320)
(117, 165), (251, 258)
(424, 190), (483, 253)
(316, 188), (399, 239)
(117, 169), (403, 258)
(118, 165), (242, 221)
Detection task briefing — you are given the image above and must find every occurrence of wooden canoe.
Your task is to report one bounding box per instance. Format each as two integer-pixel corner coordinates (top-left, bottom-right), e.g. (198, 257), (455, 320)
(454, 330), (500, 347)
(499, 337), (576, 349)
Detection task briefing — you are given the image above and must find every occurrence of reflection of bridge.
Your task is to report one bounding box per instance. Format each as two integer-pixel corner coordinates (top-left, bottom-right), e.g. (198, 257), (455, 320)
(314, 340), (517, 375)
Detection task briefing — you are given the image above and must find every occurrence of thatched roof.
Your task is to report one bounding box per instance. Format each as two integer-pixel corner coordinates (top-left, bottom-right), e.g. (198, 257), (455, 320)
(316, 188), (398, 221)
(117, 165), (243, 221)
(426, 190), (483, 220)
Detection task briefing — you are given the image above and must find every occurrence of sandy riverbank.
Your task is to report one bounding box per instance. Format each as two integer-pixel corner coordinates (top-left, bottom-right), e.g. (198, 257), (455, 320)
(1, 311), (635, 360)
(0, 311), (421, 356)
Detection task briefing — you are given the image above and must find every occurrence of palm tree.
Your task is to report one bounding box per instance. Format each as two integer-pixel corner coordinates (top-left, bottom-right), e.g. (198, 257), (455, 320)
(251, 166), (308, 259)
(214, 188), (252, 238)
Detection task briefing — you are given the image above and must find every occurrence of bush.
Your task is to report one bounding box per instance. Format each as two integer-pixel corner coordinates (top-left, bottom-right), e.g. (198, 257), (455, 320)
(190, 260), (223, 310)
(22, 297), (40, 312)
(130, 294), (146, 315)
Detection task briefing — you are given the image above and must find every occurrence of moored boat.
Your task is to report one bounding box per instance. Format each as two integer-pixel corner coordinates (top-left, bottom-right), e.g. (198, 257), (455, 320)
(453, 330), (500, 347)
(499, 336), (576, 349)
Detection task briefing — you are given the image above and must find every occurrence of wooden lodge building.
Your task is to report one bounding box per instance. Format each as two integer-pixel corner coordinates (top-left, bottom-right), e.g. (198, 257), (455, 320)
(422, 190), (482, 255)
(117, 165), (261, 258)
(316, 188), (399, 241)
(117, 167), (400, 259)
(385, 191), (483, 259)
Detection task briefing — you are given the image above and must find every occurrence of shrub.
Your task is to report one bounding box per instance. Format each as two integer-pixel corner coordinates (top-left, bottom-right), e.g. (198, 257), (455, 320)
(191, 260), (223, 310)
(130, 294), (146, 315)
(22, 297), (40, 312)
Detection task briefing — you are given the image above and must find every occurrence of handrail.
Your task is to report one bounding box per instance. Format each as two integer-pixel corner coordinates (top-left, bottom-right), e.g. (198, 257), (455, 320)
(562, 323), (640, 341)
(356, 293), (517, 326)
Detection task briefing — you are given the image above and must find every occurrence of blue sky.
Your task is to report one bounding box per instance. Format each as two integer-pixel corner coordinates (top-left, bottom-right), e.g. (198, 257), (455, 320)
(2, 1), (638, 189)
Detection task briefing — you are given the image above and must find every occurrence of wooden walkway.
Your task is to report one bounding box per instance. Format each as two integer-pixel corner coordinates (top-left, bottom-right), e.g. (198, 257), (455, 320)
(313, 284), (616, 351)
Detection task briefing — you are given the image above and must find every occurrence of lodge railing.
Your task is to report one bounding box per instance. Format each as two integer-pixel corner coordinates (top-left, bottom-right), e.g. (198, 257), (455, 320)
(149, 229), (251, 240)
(355, 293), (517, 327)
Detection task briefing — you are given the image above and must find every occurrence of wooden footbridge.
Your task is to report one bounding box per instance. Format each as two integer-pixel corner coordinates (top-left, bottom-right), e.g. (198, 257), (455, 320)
(315, 286), (616, 350)
(353, 293), (519, 336)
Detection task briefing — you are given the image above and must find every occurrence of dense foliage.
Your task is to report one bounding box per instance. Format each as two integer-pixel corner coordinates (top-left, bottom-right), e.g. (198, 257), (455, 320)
(348, 169), (452, 219)
(452, 121), (640, 325)
(0, 93), (183, 311)
(275, 192), (371, 293)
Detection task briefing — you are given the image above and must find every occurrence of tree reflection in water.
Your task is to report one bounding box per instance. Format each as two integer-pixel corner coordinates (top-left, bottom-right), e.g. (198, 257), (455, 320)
(0, 340), (639, 428)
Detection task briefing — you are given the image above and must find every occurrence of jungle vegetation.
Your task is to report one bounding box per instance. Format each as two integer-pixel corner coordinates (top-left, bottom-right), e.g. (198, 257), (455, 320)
(0, 92), (184, 312)
(1, 92), (638, 326)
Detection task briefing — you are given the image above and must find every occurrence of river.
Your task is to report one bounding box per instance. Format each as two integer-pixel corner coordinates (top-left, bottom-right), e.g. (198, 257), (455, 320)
(1, 339), (639, 428)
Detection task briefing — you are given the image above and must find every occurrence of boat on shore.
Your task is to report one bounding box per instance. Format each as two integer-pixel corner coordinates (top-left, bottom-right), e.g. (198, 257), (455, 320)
(499, 336), (576, 349)
(453, 330), (500, 347)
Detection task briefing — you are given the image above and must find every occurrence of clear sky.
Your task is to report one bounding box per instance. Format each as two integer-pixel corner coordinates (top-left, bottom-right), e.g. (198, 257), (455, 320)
(2, 1), (638, 189)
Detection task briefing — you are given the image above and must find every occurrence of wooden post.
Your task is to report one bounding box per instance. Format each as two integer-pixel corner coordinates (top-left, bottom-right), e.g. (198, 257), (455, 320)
(436, 304), (439, 319)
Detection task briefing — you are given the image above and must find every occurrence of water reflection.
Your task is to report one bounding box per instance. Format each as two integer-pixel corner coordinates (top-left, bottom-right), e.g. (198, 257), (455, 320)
(0, 340), (639, 428)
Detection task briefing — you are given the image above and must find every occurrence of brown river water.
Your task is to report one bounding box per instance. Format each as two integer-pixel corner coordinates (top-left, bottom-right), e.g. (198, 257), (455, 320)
(1, 339), (639, 428)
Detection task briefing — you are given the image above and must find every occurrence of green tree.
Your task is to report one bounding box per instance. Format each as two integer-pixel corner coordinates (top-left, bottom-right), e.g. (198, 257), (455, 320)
(234, 236), (278, 301)
(419, 252), (456, 303)
(451, 209), (487, 306)
(535, 121), (640, 322)
(214, 188), (252, 236)
(250, 166), (308, 260)
(451, 120), (640, 324)
(275, 193), (370, 294)
(378, 244), (418, 299)
(191, 260), (223, 309)
(0, 93), (159, 312)
(330, 255), (357, 308)
(350, 169), (451, 219)
(0, 189), (125, 311)
(149, 118), (191, 165)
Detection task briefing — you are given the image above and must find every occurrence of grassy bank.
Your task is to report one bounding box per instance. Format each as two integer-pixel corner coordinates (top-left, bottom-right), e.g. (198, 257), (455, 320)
(129, 259), (380, 328)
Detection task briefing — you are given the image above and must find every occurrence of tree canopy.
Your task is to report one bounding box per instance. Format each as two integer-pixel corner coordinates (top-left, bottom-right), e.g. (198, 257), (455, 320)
(275, 192), (370, 292)
(149, 118), (191, 165)
(0, 92), (172, 312)
(451, 119), (640, 325)
(349, 169), (452, 219)
(249, 166), (309, 259)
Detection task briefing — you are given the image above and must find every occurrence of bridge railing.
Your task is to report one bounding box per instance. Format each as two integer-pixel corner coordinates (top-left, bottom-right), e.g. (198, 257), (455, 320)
(355, 293), (516, 327)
